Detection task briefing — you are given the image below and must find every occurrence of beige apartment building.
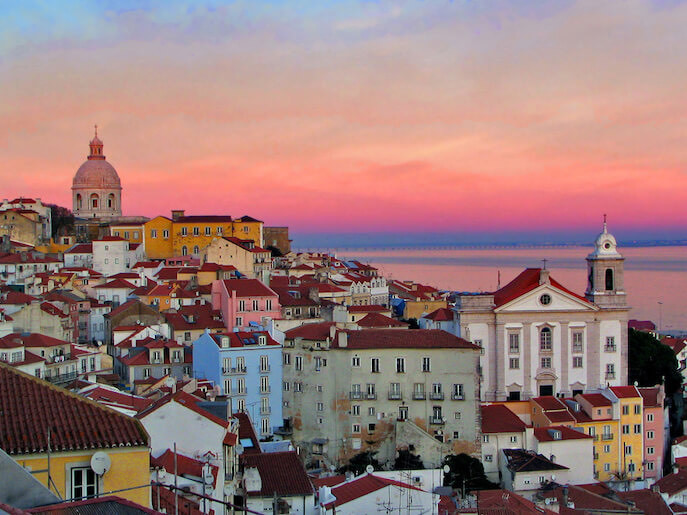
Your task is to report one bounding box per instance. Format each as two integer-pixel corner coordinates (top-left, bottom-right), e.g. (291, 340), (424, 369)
(281, 323), (481, 468)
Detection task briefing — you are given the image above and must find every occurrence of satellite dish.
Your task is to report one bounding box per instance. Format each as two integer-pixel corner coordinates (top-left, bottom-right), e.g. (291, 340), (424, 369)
(165, 377), (176, 388)
(90, 452), (111, 476)
(365, 465), (374, 474)
(443, 465), (450, 474)
(203, 464), (214, 485)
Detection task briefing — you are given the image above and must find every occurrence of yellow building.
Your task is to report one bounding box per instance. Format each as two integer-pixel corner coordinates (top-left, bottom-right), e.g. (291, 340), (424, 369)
(110, 222), (145, 245)
(608, 386), (644, 482)
(141, 211), (264, 260)
(0, 362), (151, 506)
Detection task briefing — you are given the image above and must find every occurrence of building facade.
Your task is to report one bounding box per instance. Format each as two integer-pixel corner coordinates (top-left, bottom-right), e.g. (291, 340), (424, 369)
(459, 224), (629, 401)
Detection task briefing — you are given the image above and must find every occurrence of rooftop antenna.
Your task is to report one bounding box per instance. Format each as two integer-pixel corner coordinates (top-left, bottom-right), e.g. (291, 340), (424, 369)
(497, 270), (501, 289)
(542, 259), (548, 270)
(603, 213), (607, 232)
(94, 124), (98, 138)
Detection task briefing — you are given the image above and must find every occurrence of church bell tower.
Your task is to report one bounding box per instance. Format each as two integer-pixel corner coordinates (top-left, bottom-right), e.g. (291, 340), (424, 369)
(585, 216), (626, 308)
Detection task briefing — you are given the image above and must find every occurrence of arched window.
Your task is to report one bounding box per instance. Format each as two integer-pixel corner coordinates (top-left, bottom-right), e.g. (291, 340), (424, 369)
(193, 245), (200, 255)
(76, 194), (82, 209)
(90, 193), (99, 209)
(540, 327), (552, 351)
(181, 246), (188, 256)
(108, 194), (115, 209)
(605, 268), (614, 291)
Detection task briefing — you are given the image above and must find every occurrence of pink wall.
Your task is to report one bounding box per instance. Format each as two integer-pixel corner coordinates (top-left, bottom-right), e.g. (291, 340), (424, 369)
(644, 405), (665, 480)
(211, 280), (281, 331)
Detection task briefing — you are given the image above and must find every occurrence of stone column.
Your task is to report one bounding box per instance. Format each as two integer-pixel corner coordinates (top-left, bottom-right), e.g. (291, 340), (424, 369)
(495, 321), (506, 401)
(587, 320), (601, 390)
(560, 322), (569, 397)
(523, 324), (533, 399)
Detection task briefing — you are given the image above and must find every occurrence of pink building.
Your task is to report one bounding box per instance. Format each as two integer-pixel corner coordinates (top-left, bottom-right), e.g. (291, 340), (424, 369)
(639, 385), (667, 481)
(211, 279), (280, 331)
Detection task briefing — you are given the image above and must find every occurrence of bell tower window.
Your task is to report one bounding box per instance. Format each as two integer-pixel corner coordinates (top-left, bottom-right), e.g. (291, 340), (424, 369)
(90, 194), (99, 209)
(605, 268), (614, 291)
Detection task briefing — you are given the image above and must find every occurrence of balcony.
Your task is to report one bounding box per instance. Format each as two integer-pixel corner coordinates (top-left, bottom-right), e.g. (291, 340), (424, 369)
(451, 393), (465, 401)
(605, 372), (616, 380)
(593, 453), (599, 460)
(45, 371), (78, 385)
(601, 433), (614, 441)
(429, 417), (445, 425)
(260, 387), (271, 394)
(260, 406), (271, 415)
(429, 392), (444, 400)
(235, 366), (247, 374)
(413, 392), (426, 400)
(365, 392), (377, 400)
(388, 391), (402, 400)
(350, 391), (363, 400)
(604, 345), (617, 352)
(260, 365), (271, 373)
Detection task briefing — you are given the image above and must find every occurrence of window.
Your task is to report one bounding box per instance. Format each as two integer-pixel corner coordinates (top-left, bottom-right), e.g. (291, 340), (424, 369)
(252, 299), (259, 311)
(181, 246), (188, 256)
(71, 467), (98, 500)
(237, 378), (246, 393)
(352, 405), (360, 416)
(572, 331), (583, 352)
(647, 446), (655, 455)
(265, 299), (272, 311)
(143, 368), (151, 378)
(396, 357), (405, 373)
(235, 316), (243, 327)
(606, 364), (615, 378)
(604, 463), (610, 472)
(261, 417), (270, 435)
(603, 445), (610, 453)
(193, 226), (199, 236)
(283, 353), (290, 365)
(510, 436), (518, 443)
(572, 356), (583, 368)
(634, 404), (641, 415)
(622, 405), (629, 415)
(453, 384), (464, 400)
(389, 382), (401, 399)
(509, 357), (520, 369)
(260, 355), (269, 372)
(295, 356), (302, 371)
(541, 357), (552, 369)
(368, 407), (375, 416)
(647, 413), (654, 422)
(647, 461), (655, 471)
(627, 462), (635, 472)
(540, 294), (551, 305)
(605, 336), (616, 351)
(205, 226), (211, 236)
(181, 226), (188, 236)
(317, 402), (324, 412)
(352, 424), (361, 434)
(283, 381), (290, 391)
(540, 327), (552, 350)
(236, 398), (245, 412)
(483, 435), (489, 443)
(484, 455), (493, 462)
(605, 268), (614, 291)
(224, 379), (231, 394)
(163, 229), (169, 239)
(634, 424), (641, 434)
(509, 333), (520, 353)
(238, 300), (246, 311)
(193, 245), (199, 255)
(352, 356), (360, 367)
(453, 431), (460, 439)
(399, 406), (408, 420)
(294, 382), (302, 392)
(422, 357), (431, 372)
(622, 425), (630, 434)
(260, 375), (269, 393)
(371, 358), (380, 373)
(432, 406), (443, 421)
(366, 383), (376, 398)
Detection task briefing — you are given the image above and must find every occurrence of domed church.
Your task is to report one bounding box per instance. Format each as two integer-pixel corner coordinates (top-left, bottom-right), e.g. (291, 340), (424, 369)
(72, 126), (122, 219)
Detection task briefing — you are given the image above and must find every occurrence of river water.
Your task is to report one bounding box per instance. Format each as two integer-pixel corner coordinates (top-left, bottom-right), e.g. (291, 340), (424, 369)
(315, 245), (687, 333)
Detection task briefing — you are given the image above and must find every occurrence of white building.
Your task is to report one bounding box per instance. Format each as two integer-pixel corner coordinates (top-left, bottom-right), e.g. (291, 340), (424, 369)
(458, 223), (629, 401)
(92, 236), (144, 276)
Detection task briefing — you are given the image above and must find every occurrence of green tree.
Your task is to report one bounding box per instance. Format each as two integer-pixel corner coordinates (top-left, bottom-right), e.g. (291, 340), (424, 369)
(46, 203), (74, 240)
(442, 454), (498, 494)
(628, 329), (682, 395)
(394, 449), (424, 470)
(338, 451), (381, 476)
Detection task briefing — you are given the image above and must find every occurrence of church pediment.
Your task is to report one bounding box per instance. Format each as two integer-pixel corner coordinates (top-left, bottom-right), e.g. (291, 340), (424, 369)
(494, 284), (598, 313)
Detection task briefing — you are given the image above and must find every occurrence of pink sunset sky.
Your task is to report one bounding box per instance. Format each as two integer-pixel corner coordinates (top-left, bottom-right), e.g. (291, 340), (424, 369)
(2, 1), (687, 238)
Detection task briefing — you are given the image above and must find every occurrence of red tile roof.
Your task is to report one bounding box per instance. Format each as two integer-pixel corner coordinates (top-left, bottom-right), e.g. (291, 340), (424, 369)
(663, 337), (687, 356)
(494, 268), (591, 308)
(233, 411), (261, 454)
(165, 303), (224, 331)
(610, 385), (641, 399)
(310, 474), (346, 488)
(1, 290), (38, 304)
(324, 474), (421, 509)
(0, 333), (69, 349)
(94, 236), (127, 242)
(333, 329), (479, 350)
(477, 490), (558, 515)
(532, 396), (569, 410)
(540, 485), (630, 513)
(617, 489), (672, 515)
(241, 451), (314, 497)
(82, 385), (154, 412)
(655, 469), (687, 496)
(481, 404), (528, 433)
(534, 425), (592, 442)
(94, 278), (137, 289)
(219, 278), (277, 298)
(0, 362), (148, 455)
(423, 307), (455, 321)
(629, 319), (656, 331)
(152, 449), (219, 482)
(209, 331), (280, 348)
(638, 386), (662, 408)
(285, 322), (336, 341)
(357, 313), (407, 328)
(578, 393), (612, 407)
(65, 243), (93, 254)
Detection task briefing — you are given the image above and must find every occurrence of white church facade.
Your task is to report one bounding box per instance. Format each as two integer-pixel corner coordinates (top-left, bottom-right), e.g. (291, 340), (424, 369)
(458, 222), (629, 401)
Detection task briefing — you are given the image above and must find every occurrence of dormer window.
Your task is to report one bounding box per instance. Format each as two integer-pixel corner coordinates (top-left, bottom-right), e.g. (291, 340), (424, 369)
(221, 336), (230, 348)
(258, 335), (267, 346)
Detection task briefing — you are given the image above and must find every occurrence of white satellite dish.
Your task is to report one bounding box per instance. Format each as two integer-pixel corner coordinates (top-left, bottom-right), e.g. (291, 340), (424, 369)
(443, 465), (450, 474)
(365, 465), (374, 474)
(90, 452), (111, 476)
(165, 377), (176, 388)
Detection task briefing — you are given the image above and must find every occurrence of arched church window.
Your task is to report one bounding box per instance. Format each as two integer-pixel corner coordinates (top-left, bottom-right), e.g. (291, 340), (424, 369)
(90, 193), (99, 209)
(76, 194), (82, 210)
(605, 268), (614, 291)
(108, 194), (115, 209)
(540, 327), (552, 351)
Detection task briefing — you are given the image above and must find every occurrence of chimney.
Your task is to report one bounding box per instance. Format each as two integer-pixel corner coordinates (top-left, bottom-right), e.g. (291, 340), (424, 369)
(539, 269), (550, 285)
(337, 331), (348, 348)
(171, 210), (185, 222)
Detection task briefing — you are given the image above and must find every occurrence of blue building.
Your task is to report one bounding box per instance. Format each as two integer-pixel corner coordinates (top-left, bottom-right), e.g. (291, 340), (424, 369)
(193, 330), (283, 439)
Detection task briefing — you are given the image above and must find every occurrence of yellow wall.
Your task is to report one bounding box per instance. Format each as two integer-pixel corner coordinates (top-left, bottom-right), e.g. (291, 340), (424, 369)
(574, 419), (620, 482)
(403, 299), (447, 320)
(617, 397), (644, 480)
(17, 447), (151, 507)
(110, 224), (145, 245)
(143, 217), (174, 259)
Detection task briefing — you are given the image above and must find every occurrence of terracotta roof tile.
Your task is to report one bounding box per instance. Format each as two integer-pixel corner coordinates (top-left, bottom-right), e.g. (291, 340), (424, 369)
(423, 307), (455, 321)
(324, 474), (421, 509)
(481, 404), (528, 433)
(534, 425), (592, 442)
(219, 278), (277, 298)
(241, 451), (314, 497)
(494, 268), (591, 308)
(285, 322), (336, 341)
(332, 329), (478, 350)
(357, 313), (407, 328)
(0, 362), (148, 455)
(655, 469), (687, 496)
(609, 385), (641, 398)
